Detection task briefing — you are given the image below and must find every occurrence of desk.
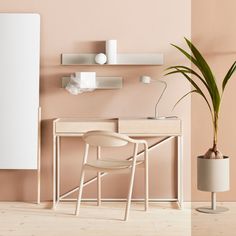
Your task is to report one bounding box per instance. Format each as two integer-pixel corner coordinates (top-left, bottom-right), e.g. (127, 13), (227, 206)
(53, 118), (183, 208)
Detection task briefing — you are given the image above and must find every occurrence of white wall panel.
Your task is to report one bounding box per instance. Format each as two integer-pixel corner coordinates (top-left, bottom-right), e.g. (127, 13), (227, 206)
(0, 14), (40, 169)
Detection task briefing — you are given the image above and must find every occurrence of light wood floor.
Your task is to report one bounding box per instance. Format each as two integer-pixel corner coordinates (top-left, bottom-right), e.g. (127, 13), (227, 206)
(192, 202), (236, 236)
(0, 201), (191, 236)
(1, 201), (235, 236)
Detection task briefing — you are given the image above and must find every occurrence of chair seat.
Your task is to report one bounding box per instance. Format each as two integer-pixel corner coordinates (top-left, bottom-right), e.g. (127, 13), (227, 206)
(85, 159), (143, 171)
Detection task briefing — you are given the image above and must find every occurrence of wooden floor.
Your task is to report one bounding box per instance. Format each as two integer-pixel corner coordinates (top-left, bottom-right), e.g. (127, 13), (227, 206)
(0, 201), (235, 236)
(0, 201), (191, 236)
(192, 202), (236, 236)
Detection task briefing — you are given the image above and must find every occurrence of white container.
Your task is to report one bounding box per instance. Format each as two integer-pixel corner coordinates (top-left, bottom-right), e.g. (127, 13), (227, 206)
(197, 156), (230, 192)
(106, 39), (117, 64)
(75, 72), (96, 88)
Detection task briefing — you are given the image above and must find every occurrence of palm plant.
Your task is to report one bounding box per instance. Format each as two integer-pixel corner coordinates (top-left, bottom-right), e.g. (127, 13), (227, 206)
(165, 38), (236, 159)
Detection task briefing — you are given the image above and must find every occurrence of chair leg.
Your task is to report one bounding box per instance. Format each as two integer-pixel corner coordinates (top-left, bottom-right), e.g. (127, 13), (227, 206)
(75, 168), (85, 216)
(145, 150), (149, 211)
(97, 171), (101, 206)
(97, 146), (101, 206)
(124, 165), (136, 221)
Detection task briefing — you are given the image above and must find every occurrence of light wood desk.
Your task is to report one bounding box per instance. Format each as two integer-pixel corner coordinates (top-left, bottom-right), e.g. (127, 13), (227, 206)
(53, 118), (183, 208)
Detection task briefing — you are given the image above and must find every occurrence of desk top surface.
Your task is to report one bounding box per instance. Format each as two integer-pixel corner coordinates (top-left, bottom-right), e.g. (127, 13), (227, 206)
(54, 117), (180, 123)
(53, 117), (182, 136)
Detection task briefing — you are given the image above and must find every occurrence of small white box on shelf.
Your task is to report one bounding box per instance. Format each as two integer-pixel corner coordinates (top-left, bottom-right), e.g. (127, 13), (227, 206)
(75, 72), (96, 88)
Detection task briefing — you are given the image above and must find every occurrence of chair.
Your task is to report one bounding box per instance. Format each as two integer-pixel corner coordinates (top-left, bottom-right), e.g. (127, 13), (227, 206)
(75, 130), (149, 221)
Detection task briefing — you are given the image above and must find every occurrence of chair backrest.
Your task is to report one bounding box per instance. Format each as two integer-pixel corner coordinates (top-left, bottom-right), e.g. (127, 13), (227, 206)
(83, 130), (132, 147)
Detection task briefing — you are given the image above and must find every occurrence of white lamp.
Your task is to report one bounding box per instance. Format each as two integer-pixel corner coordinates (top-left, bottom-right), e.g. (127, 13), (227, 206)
(139, 75), (168, 119)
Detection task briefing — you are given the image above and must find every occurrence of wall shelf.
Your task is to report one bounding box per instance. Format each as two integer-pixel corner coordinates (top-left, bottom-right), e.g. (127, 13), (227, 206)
(61, 53), (164, 66)
(62, 76), (123, 89)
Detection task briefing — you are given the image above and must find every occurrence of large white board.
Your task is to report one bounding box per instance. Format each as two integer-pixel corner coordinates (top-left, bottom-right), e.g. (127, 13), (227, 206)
(0, 14), (40, 169)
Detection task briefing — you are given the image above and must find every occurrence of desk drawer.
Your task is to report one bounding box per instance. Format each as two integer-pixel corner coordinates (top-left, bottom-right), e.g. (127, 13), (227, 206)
(118, 119), (181, 136)
(55, 119), (118, 134)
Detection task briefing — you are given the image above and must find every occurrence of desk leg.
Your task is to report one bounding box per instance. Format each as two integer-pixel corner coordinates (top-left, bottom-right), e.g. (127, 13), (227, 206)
(37, 158), (41, 204)
(56, 136), (60, 205)
(37, 107), (41, 204)
(53, 135), (57, 209)
(177, 135), (183, 209)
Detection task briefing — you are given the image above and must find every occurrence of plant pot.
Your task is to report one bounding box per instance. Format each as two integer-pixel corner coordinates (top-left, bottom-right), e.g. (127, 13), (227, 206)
(197, 156), (230, 214)
(197, 156), (230, 192)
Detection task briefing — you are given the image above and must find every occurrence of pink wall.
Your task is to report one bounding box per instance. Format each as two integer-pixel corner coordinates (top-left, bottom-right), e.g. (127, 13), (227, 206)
(192, 0), (236, 201)
(0, 0), (191, 201)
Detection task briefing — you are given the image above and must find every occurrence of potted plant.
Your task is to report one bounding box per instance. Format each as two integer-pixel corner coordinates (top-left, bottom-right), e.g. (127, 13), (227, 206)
(165, 38), (236, 213)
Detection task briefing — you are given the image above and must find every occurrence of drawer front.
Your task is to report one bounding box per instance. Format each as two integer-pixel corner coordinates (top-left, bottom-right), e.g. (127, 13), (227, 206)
(118, 119), (181, 136)
(56, 121), (118, 133)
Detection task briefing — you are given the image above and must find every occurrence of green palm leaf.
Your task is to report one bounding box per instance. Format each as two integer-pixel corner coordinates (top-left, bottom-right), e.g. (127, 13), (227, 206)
(171, 39), (221, 114)
(222, 61), (236, 92)
(173, 89), (198, 111)
(166, 65), (216, 109)
(184, 38), (221, 114)
(166, 65), (210, 91)
(170, 68), (213, 115)
(165, 38), (236, 153)
(170, 43), (197, 65)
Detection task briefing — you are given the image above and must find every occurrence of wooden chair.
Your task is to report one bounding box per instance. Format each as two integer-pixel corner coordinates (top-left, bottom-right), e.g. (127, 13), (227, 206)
(75, 130), (149, 221)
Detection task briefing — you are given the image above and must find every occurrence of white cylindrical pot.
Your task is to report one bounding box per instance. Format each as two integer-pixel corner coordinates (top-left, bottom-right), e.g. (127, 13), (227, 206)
(106, 39), (117, 64)
(197, 156), (230, 192)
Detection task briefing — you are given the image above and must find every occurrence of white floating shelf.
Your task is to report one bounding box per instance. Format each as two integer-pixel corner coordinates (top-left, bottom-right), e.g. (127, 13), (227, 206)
(62, 76), (123, 89)
(61, 53), (164, 65)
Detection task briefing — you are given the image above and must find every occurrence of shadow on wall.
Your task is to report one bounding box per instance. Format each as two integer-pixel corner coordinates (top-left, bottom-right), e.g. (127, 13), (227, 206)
(72, 41), (106, 53)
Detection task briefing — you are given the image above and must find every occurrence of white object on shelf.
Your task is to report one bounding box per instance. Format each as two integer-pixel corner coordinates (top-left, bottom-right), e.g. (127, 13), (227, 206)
(62, 76), (123, 90)
(106, 40), (117, 64)
(95, 53), (107, 64)
(61, 53), (164, 65)
(75, 72), (96, 88)
(65, 72), (96, 95)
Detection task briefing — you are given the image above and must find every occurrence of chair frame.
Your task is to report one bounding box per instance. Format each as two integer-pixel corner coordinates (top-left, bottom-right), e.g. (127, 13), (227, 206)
(75, 131), (149, 221)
